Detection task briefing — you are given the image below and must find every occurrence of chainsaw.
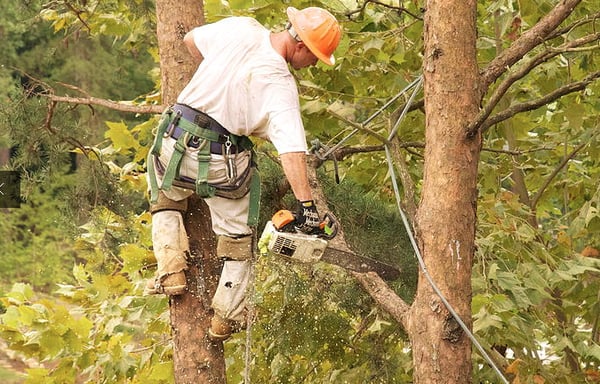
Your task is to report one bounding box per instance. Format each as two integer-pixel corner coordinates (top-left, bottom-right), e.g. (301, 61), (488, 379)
(259, 209), (401, 280)
(272, 209), (339, 239)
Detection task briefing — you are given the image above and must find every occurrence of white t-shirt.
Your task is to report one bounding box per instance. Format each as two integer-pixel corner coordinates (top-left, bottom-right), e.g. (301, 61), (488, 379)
(177, 17), (307, 154)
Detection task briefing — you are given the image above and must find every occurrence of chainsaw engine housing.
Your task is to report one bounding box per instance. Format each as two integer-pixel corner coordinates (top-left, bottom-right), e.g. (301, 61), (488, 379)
(260, 221), (328, 263)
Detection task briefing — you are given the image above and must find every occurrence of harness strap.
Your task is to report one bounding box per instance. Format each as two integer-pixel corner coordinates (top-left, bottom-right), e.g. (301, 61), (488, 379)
(160, 132), (191, 191)
(152, 108), (172, 156)
(246, 169), (261, 227)
(147, 106), (260, 227)
(147, 150), (160, 204)
(175, 116), (223, 145)
(148, 109), (174, 203)
(195, 151), (215, 197)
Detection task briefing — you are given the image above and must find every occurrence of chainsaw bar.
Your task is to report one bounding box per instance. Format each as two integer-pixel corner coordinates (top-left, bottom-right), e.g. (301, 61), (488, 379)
(261, 220), (401, 281)
(320, 246), (401, 281)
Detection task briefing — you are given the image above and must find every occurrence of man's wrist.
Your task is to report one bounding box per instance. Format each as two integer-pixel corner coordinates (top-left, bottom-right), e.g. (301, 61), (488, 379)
(296, 194), (313, 202)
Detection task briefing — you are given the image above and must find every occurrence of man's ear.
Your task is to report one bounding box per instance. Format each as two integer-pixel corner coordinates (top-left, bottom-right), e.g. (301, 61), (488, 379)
(296, 41), (308, 52)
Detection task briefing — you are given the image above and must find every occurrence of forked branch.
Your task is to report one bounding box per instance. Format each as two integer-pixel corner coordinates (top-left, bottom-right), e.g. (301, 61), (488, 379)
(479, 70), (600, 134)
(467, 33), (600, 136)
(481, 0), (583, 89)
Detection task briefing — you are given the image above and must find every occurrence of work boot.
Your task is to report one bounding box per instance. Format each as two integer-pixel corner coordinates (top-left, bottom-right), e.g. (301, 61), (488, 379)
(208, 314), (242, 342)
(143, 272), (187, 296)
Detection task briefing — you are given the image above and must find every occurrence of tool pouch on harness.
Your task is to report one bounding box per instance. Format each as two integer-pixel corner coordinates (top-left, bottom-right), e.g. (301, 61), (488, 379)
(147, 104), (261, 225)
(163, 158), (257, 200)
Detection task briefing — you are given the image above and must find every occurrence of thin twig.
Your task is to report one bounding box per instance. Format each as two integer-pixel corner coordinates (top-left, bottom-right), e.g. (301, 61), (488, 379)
(63, 0), (92, 32)
(346, 0), (423, 21)
(530, 138), (595, 211)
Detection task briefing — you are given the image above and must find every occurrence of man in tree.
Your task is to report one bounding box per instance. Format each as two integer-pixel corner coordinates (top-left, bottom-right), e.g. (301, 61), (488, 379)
(145, 6), (342, 341)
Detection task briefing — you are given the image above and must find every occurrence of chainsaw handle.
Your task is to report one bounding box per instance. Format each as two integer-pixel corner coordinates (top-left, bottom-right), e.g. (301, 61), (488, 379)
(318, 212), (338, 239)
(271, 209), (339, 239)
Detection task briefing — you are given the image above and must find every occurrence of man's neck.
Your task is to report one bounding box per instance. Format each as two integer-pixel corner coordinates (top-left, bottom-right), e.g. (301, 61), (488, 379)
(270, 31), (294, 63)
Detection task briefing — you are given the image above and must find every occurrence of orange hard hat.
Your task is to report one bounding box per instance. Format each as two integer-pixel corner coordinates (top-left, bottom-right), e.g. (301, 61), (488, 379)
(286, 7), (342, 66)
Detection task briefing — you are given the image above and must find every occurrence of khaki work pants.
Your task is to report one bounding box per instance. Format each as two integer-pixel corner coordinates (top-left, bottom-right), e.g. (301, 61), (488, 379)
(149, 136), (254, 323)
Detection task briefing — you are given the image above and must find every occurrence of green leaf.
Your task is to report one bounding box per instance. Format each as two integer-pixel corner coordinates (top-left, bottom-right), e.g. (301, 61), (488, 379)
(495, 271), (520, 290)
(40, 330), (65, 357)
(1, 306), (22, 329)
(72, 264), (91, 286)
(564, 101), (586, 129)
(5, 283), (34, 305)
(120, 243), (152, 275)
(585, 204), (599, 226)
(362, 37), (385, 53)
(24, 367), (51, 384)
(150, 361), (174, 381)
(490, 293), (517, 313)
(473, 307), (503, 333)
(104, 121), (140, 153)
(71, 316), (93, 340)
(18, 305), (42, 326)
(302, 99), (328, 115)
(582, 342), (600, 360)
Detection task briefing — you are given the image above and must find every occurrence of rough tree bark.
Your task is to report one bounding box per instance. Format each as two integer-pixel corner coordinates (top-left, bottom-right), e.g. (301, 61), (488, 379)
(155, 1), (227, 383)
(408, 0), (481, 381)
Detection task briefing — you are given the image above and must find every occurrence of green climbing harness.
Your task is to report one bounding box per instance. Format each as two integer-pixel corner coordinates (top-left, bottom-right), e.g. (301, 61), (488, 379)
(147, 104), (261, 226)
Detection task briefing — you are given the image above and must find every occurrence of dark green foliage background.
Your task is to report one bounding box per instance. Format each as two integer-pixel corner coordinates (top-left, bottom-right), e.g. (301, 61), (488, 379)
(0, 0), (599, 383)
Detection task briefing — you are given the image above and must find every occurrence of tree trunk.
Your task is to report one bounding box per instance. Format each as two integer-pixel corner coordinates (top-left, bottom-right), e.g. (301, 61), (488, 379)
(172, 197), (225, 383)
(155, 1), (226, 383)
(409, 0), (481, 382)
(156, 0), (203, 104)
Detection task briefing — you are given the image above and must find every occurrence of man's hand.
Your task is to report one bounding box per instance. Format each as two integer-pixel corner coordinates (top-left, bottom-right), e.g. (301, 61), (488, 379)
(295, 200), (320, 234)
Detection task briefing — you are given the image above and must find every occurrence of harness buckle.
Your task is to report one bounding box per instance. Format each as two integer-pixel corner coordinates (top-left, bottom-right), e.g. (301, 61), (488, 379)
(181, 131), (208, 151)
(189, 135), (202, 147)
(224, 137), (233, 156)
(164, 110), (182, 138)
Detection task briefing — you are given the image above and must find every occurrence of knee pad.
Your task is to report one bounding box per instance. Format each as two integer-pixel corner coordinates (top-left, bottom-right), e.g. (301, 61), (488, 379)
(152, 210), (189, 276)
(149, 190), (188, 214)
(216, 235), (253, 261)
